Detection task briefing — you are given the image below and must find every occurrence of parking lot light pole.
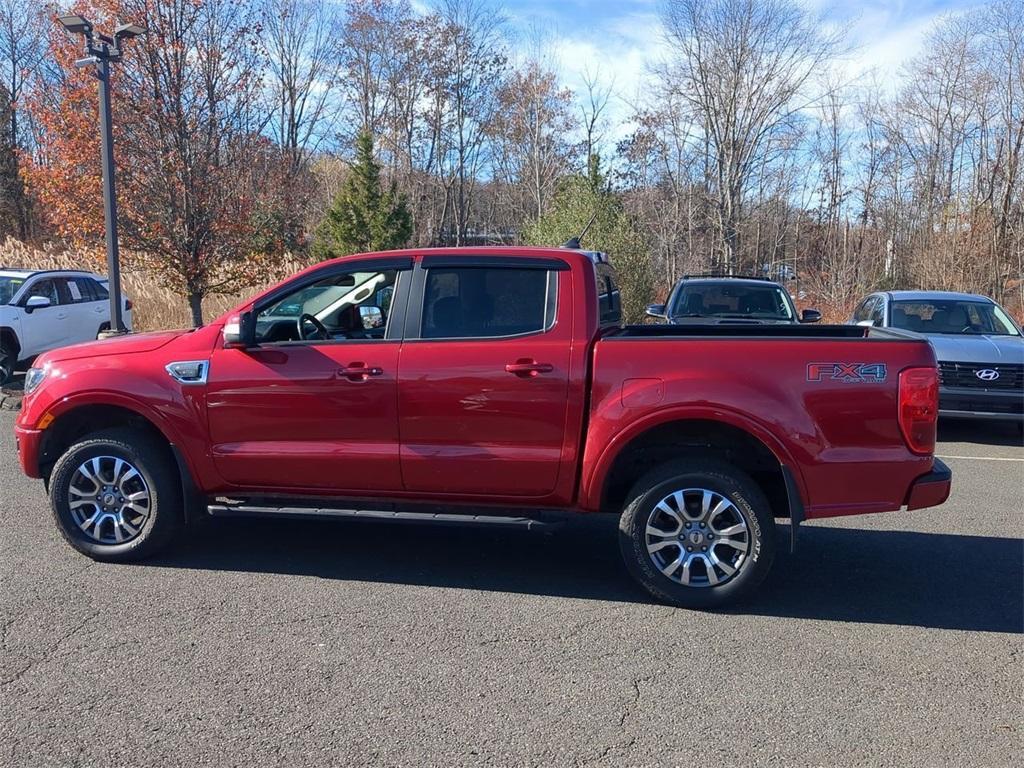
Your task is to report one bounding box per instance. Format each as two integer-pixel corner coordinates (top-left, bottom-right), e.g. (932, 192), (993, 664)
(57, 16), (145, 337)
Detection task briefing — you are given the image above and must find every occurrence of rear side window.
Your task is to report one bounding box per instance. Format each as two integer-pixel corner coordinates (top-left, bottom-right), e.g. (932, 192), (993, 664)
(595, 263), (621, 325)
(422, 267), (557, 339)
(93, 280), (109, 300)
(66, 277), (98, 303)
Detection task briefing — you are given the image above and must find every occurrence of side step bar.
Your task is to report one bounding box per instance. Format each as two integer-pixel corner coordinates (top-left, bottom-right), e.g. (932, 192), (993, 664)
(207, 500), (567, 531)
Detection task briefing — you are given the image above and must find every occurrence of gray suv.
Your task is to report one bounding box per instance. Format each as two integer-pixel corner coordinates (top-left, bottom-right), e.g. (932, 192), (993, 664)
(850, 290), (1024, 423)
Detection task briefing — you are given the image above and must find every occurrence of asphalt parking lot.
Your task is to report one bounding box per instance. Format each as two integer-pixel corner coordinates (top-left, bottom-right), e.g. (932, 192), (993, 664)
(1, 410), (1021, 768)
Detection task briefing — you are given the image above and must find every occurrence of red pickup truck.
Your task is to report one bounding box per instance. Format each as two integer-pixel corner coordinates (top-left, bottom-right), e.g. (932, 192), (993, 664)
(14, 247), (951, 607)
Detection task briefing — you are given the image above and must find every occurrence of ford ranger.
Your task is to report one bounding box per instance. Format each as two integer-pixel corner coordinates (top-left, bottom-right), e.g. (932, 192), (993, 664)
(13, 247), (952, 607)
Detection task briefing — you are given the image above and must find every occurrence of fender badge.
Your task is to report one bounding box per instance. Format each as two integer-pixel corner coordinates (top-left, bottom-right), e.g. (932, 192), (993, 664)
(807, 362), (887, 383)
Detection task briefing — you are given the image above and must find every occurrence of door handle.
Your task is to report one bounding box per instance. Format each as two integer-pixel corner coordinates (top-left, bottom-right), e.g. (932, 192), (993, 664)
(505, 359), (554, 377)
(56, 313), (68, 320)
(338, 363), (384, 381)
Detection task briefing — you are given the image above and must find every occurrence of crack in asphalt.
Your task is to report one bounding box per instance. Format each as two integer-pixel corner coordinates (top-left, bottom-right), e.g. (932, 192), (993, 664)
(1, 609), (101, 687)
(575, 673), (654, 767)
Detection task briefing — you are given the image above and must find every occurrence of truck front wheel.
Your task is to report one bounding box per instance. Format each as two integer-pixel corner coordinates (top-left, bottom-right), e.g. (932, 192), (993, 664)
(48, 428), (184, 561)
(618, 459), (776, 608)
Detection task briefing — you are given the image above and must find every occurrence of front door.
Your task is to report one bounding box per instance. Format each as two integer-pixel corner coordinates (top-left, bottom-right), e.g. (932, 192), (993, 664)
(205, 262), (410, 492)
(18, 277), (70, 355)
(397, 257), (573, 497)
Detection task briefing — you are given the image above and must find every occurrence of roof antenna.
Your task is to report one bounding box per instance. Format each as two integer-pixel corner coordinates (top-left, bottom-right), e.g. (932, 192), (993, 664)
(561, 211), (598, 250)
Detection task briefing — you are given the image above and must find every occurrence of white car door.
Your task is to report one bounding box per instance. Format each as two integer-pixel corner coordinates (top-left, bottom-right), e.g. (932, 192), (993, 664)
(66, 276), (107, 341)
(17, 277), (70, 356)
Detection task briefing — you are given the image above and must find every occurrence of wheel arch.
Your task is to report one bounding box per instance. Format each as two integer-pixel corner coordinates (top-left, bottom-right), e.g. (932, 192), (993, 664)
(588, 411), (806, 520)
(1, 325), (21, 357)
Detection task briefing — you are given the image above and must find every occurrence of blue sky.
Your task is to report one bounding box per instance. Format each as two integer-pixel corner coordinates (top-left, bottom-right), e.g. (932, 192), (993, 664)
(489, 0), (974, 141)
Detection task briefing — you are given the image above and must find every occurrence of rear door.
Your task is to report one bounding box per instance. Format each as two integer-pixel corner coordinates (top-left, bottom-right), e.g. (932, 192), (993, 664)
(65, 276), (107, 341)
(397, 256), (573, 497)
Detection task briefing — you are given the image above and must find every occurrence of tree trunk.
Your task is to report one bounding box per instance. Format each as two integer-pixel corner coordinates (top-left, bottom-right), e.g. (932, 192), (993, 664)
(188, 290), (204, 328)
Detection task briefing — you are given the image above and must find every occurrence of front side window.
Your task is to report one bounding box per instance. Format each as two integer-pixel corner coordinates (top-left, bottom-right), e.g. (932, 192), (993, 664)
(670, 283), (794, 321)
(421, 267), (557, 339)
(25, 278), (60, 306)
(255, 269), (400, 343)
(868, 298), (884, 325)
(891, 300), (1021, 336)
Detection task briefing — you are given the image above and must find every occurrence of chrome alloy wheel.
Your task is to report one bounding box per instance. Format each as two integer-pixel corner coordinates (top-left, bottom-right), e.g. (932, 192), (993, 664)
(645, 488), (750, 587)
(67, 456), (151, 545)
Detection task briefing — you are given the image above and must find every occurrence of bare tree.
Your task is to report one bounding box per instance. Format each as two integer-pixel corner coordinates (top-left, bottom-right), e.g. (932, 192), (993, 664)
(0, 0), (46, 237)
(262, 0), (341, 171)
(431, 0), (506, 244)
(579, 65), (613, 172)
(661, 0), (842, 271)
(490, 60), (576, 224)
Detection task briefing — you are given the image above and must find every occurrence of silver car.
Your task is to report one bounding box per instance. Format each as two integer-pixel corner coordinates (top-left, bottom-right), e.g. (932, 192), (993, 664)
(850, 290), (1024, 424)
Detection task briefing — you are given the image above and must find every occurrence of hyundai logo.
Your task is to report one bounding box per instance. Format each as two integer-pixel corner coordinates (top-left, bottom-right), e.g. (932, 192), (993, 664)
(975, 368), (1000, 381)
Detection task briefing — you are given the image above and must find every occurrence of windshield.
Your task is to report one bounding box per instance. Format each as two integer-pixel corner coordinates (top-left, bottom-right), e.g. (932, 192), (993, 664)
(891, 300), (1020, 336)
(0, 276), (25, 304)
(670, 283), (793, 320)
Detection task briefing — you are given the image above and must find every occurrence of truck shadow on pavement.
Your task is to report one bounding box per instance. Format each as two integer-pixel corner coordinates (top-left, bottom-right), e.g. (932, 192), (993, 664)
(153, 516), (1023, 634)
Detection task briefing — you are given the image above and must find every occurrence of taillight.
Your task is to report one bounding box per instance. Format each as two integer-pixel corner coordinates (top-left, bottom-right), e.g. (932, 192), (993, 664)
(899, 367), (938, 455)
(124, 299), (133, 311)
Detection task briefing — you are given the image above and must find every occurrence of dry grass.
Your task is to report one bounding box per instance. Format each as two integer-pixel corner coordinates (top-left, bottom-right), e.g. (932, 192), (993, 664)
(1, 239), (309, 331)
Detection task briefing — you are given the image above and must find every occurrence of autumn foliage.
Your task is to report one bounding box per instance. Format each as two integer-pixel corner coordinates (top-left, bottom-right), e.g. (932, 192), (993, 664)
(25, 0), (292, 326)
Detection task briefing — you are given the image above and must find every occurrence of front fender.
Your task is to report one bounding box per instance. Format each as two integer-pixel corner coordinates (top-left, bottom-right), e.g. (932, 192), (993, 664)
(17, 362), (216, 492)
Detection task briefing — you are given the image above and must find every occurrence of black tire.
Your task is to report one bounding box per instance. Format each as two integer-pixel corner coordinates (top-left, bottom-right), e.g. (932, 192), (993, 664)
(618, 459), (776, 609)
(96, 322), (110, 338)
(49, 428), (184, 561)
(0, 341), (14, 386)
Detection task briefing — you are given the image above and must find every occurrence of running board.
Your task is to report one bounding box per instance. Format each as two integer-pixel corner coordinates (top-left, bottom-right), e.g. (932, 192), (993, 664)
(206, 500), (566, 531)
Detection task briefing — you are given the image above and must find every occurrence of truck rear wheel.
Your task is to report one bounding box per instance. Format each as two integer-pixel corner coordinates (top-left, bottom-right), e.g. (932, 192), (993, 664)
(618, 459), (775, 608)
(48, 428), (184, 561)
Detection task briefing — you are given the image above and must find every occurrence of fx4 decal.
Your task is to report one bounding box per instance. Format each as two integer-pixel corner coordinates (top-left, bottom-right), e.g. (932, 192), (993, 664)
(807, 362), (888, 383)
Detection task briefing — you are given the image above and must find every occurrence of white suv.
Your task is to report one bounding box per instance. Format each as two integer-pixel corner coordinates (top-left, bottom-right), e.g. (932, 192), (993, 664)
(0, 269), (134, 385)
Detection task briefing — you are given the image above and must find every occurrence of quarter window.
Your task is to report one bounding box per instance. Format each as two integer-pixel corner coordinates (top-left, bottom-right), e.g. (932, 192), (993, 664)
(421, 267), (557, 339)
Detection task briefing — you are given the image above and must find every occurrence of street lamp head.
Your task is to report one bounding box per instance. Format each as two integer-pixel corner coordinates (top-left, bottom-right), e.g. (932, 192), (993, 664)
(57, 14), (93, 36)
(114, 23), (146, 40)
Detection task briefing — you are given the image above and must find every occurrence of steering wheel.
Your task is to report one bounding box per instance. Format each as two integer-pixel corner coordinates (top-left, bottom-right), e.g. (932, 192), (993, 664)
(297, 313), (331, 341)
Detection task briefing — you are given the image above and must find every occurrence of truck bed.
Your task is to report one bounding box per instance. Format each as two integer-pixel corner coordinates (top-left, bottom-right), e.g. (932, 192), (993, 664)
(582, 325), (939, 518)
(606, 324), (912, 340)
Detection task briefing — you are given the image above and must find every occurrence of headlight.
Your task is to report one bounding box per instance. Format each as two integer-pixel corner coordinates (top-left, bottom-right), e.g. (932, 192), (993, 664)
(23, 367), (47, 395)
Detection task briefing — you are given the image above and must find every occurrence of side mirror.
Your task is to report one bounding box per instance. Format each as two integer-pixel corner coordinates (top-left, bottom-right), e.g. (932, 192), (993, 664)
(223, 310), (255, 348)
(800, 308), (822, 324)
(359, 305), (384, 329)
(24, 296), (51, 313)
(645, 303), (667, 319)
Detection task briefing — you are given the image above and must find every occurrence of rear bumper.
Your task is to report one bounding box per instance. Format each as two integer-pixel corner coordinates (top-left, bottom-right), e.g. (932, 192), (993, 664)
(939, 386), (1023, 421)
(904, 458), (952, 510)
(14, 425), (43, 479)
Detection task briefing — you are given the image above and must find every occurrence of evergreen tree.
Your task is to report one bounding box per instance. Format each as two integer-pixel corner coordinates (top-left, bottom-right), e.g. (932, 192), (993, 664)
(523, 158), (653, 323)
(315, 131), (412, 257)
